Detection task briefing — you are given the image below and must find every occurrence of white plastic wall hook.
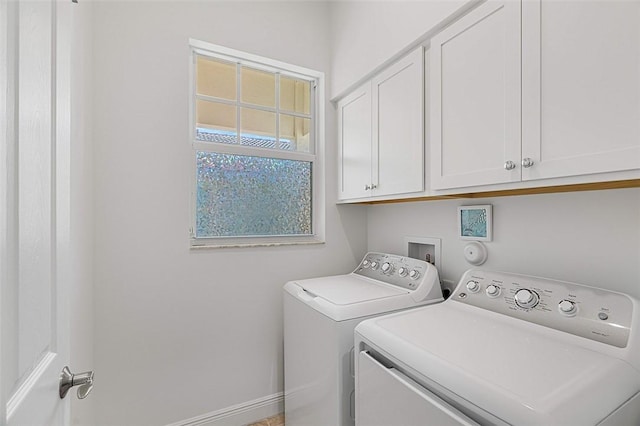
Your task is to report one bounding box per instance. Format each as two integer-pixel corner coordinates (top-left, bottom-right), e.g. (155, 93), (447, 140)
(464, 241), (487, 265)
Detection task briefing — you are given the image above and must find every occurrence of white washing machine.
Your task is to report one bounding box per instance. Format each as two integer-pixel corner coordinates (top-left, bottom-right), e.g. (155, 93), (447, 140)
(284, 252), (443, 426)
(355, 269), (640, 425)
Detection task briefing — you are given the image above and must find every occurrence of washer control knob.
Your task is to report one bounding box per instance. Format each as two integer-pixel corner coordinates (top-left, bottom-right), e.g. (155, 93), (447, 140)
(515, 289), (539, 309)
(466, 280), (480, 293)
(486, 284), (501, 298)
(398, 267), (409, 277)
(558, 300), (577, 316)
(408, 270), (420, 280)
(370, 261), (379, 270)
(362, 260), (371, 269)
(381, 262), (393, 275)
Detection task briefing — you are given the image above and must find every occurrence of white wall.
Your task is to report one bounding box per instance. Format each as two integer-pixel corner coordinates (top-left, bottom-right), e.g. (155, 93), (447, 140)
(92, 2), (365, 425)
(367, 189), (640, 299)
(70, 2), (95, 425)
(329, 0), (467, 98)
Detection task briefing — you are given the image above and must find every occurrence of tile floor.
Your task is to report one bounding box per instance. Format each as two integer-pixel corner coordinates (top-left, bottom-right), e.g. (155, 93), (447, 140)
(248, 413), (285, 426)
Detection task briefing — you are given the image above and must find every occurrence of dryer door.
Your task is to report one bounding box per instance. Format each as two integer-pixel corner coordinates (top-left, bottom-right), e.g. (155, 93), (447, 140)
(356, 351), (478, 426)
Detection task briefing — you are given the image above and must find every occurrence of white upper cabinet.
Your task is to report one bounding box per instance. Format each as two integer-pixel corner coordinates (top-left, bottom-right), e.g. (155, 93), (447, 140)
(373, 47), (425, 197)
(430, 1), (521, 190)
(338, 84), (372, 200)
(521, 0), (640, 181)
(431, 0), (640, 191)
(338, 47), (424, 200)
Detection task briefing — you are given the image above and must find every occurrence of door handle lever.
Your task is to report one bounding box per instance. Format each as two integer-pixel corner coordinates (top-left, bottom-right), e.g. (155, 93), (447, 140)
(59, 366), (94, 399)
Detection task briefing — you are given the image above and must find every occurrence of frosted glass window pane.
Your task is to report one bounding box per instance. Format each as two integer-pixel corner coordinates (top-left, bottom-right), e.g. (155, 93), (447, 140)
(240, 108), (276, 145)
(280, 77), (310, 114)
(196, 100), (237, 143)
(280, 114), (311, 152)
(241, 67), (275, 107)
(196, 56), (236, 100)
(196, 152), (312, 237)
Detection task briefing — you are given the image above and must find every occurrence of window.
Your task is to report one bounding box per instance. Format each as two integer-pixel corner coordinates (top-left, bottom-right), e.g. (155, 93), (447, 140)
(189, 39), (324, 247)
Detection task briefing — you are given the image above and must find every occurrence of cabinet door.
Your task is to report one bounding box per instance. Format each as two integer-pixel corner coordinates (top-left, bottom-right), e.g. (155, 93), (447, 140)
(338, 83), (372, 200)
(522, 0), (640, 181)
(372, 46), (424, 196)
(430, 0), (521, 189)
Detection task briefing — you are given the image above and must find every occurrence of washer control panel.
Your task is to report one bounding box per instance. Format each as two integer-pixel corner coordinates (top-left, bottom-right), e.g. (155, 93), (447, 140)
(355, 252), (433, 291)
(452, 269), (634, 348)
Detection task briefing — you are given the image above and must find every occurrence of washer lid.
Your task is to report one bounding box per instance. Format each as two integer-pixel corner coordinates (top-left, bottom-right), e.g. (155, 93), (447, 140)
(284, 274), (433, 322)
(356, 302), (640, 426)
(298, 274), (408, 305)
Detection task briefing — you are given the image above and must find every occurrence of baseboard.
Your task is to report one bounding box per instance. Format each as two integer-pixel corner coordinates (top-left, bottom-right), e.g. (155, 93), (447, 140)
(165, 393), (284, 426)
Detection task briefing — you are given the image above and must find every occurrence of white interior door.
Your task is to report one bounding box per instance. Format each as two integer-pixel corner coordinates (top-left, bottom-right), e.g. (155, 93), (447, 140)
(1, 0), (72, 425)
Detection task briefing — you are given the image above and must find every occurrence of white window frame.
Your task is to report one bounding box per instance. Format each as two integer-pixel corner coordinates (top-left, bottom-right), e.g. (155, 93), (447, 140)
(189, 38), (325, 248)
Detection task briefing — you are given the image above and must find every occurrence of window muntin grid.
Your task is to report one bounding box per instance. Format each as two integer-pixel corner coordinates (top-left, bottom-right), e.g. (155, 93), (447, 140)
(195, 54), (313, 154)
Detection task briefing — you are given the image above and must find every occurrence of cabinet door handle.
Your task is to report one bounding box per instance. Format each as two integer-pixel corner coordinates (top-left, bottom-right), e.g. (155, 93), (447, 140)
(364, 184), (371, 190)
(504, 160), (516, 171)
(371, 184), (377, 189)
(522, 158), (535, 168)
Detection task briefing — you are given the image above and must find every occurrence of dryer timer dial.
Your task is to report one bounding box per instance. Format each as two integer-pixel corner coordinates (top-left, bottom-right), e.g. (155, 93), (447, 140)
(514, 289), (539, 309)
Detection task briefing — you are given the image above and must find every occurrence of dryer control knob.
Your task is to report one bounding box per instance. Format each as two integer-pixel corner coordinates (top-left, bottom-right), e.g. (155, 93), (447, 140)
(558, 300), (577, 316)
(381, 262), (394, 275)
(486, 284), (501, 298)
(362, 260), (371, 268)
(408, 270), (420, 280)
(466, 280), (480, 293)
(398, 267), (409, 277)
(515, 289), (539, 309)
(370, 261), (379, 270)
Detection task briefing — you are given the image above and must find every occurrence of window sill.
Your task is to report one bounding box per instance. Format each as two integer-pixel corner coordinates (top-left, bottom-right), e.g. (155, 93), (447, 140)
(190, 237), (325, 249)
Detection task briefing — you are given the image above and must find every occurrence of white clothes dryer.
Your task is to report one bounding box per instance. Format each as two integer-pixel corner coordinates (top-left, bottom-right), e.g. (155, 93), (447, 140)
(355, 269), (640, 426)
(284, 252), (443, 426)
